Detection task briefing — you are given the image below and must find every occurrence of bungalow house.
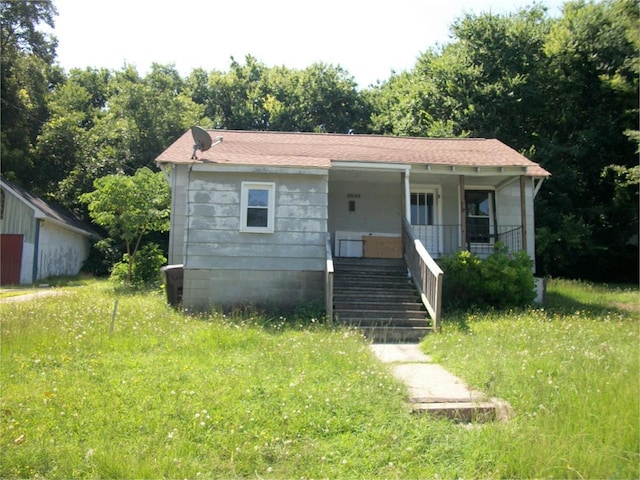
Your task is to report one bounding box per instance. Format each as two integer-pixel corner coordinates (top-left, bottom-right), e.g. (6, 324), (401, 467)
(156, 129), (550, 333)
(0, 179), (99, 285)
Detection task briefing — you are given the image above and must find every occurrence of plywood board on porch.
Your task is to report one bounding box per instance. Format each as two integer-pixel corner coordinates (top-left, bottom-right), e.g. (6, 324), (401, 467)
(363, 236), (402, 259)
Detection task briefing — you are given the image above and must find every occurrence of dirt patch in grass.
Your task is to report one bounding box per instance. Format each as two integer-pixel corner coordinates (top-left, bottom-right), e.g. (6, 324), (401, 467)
(612, 301), (640, 313)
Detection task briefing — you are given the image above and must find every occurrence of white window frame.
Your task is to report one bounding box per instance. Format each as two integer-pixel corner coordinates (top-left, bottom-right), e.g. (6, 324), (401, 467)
(410, 186), (443, 255)
(240, 181), (275, 233)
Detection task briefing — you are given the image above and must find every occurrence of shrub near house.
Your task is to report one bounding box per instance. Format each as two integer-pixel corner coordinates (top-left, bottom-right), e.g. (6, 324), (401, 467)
(439, 245), (536, 310)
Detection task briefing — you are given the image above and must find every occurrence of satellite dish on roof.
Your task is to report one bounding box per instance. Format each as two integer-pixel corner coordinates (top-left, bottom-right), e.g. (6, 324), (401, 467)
(191, 126), (213, 159)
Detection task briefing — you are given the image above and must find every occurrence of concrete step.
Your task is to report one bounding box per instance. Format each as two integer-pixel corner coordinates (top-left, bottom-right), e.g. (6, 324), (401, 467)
(357, 326), (432, 343)
(333, 264), (408, 277)
(334, 258), (405, 267)
(410, 401), (505, 422)
(335, 286), (413, 295)
(370, 344), (513, 422)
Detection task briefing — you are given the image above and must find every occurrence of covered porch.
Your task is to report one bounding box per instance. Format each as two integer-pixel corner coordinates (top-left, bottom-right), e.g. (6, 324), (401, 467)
(324, 162), (544, 331)
(327, 163), (542, 261)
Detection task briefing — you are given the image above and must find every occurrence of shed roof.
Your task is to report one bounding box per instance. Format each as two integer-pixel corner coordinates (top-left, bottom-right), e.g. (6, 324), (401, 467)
(1, 179), (100, 239)
(156, 129), (550, 177)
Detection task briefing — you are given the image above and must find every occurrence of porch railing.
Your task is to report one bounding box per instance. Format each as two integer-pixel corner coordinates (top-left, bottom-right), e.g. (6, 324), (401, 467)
(325, 232), (334, 323)
(411, 224), (523, 258)
(402, 218), (443, 331)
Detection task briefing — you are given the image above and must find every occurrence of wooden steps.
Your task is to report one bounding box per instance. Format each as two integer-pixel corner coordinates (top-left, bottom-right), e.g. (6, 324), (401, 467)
(333, 258), (431, 342)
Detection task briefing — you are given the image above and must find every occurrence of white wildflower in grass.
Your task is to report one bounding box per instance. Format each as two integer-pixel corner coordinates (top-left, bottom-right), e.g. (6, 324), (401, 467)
(1, 278), (637, 479)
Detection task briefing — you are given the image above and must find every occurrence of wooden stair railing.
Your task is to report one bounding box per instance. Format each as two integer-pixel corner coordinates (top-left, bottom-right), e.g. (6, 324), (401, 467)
(402, 218), (444, 331)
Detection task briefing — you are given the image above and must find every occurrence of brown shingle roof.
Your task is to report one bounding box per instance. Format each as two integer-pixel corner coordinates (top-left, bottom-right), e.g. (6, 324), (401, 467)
(156, 129), (551, 177)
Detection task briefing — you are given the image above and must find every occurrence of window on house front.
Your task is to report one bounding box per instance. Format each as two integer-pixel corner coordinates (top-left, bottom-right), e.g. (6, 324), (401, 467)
(240, 182), (275, 233)
(410, 192), (434, 226)
(465, 190), (494, 243)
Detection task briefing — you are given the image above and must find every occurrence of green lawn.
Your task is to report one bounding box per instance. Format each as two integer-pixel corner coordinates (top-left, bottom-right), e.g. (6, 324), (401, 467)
(1, 279), (638, 478)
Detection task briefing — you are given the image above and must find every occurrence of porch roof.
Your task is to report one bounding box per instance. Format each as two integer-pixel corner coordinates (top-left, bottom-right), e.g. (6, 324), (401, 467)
(156, 129), (550, 177)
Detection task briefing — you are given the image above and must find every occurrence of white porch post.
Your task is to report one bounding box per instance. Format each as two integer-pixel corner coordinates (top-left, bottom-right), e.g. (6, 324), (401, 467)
(459, 175), (466, 250)
(403, 168), (411, 223)
(520, 175), (528, 252)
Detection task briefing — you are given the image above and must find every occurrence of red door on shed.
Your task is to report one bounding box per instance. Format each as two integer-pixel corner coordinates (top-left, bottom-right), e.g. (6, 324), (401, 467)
(0, 234), (23, 285)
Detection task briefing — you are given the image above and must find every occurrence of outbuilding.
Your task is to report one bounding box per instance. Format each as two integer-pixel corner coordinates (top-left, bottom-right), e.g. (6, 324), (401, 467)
(0, 179), (99, 285)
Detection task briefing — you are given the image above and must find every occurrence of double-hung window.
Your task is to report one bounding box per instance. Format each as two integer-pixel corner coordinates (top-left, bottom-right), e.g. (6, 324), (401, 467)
(465, 190), (494, 244)
(240, 182), (275, 233)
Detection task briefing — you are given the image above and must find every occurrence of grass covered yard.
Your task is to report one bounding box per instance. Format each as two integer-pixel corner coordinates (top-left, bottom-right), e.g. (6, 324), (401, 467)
(1, 279), (638, 478)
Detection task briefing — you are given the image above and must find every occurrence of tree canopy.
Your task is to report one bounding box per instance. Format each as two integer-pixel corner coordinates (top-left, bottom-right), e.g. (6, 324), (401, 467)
(0, 0), (61, 184)
(1, 0), (637, 282)
(79, 167), (170, 283)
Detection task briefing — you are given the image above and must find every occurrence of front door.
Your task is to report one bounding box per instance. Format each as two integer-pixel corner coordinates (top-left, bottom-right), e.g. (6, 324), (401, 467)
(410, 190), (441, 254)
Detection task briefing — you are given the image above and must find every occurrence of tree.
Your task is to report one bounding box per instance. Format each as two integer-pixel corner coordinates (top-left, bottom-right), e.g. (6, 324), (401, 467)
(186, 55), (370, 133)
(44, 64), (206, 214)
(32, 67), (111, 200)
(0, 0), (60, 188)
(79, 167), (170, 284)
(367, 0), (639, 282)
(535, 0), (639, 281)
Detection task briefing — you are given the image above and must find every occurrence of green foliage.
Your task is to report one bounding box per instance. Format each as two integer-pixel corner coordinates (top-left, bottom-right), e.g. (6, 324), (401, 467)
(3, 0), (639, 284)
(188, 55), (368, 133)
(80, 167), (170, 284)
(80, 241), (118, 277)
(0, 0), (60, 187)
(110, 243), (166, 287)
(534, 0), (639, 281)
(370, 0), (638, 282)
(439, 246), (535, 310)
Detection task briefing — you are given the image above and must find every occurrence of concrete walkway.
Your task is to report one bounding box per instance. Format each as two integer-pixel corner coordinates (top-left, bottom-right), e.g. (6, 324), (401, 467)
(370, 343), (511, 422)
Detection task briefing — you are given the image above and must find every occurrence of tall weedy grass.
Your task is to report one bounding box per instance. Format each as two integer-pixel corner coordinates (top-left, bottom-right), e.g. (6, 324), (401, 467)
(1, 278), (638, 478)
(425, 279), (639, 478)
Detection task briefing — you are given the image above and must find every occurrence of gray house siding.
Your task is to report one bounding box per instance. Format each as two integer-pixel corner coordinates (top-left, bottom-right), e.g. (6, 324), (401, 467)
(328, 170), (403, 236)
(180, 168), (328, 310)
(495, 177), (536, 261)
(167, 165), (189, 265)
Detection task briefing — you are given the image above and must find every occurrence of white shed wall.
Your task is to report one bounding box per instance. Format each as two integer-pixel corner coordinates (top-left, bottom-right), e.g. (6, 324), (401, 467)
(20, 242), (35, 284)
(37, 221), (91, 280)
